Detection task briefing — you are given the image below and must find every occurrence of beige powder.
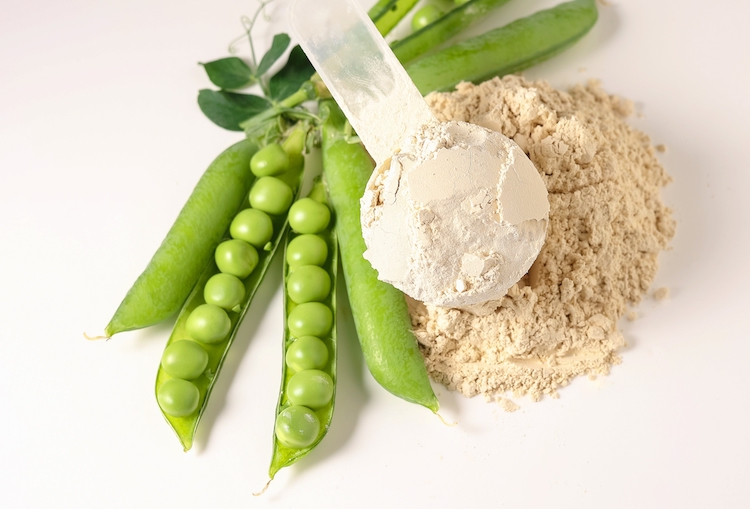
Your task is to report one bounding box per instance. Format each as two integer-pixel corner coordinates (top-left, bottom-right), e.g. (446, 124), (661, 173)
(409, 75), (676, 403)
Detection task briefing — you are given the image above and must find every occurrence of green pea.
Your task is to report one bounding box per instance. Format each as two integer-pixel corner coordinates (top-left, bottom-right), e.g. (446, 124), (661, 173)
(250, 143), (289, 177)
(286, 336), (329, 372)
(274, 405), (321, 449)
(230, 208), (274, 249)
(186, 304), (231, 344)
(287, 370), (334, 409)
(249, 176), (294, 215)
(411, 5), (443, 32)
(215, 239), (258, 279)
(286, 234), (328, 269)
(287, 265), (331, 304)
(203, 273), (246, 311)
(160, 340), (209, 380)
(287, 302), (333, 338)
(157, 378), (200, 417)
(288, 198), (331, 234)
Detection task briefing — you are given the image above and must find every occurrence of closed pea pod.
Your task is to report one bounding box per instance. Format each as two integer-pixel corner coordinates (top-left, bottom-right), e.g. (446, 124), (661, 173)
(103, 139), (258, 337)
(269, 177), (337, 480)
(320, 100), (438, 412)
(155, 127), (307, 451)
(405, 0), (599, 94)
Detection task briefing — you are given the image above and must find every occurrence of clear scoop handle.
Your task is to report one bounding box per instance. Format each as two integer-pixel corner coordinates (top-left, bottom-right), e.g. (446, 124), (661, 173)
(289, 0), (435, 165)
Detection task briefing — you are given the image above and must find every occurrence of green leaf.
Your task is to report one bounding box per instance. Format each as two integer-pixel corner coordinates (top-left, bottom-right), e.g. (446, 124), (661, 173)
(256, 33), (291, 77)
(200, 57), (255, 90)
(197, 89), (272, 131)
(269, 45), (315, 101)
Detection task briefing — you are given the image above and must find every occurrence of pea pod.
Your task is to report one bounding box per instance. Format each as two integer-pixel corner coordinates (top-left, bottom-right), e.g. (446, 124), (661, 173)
(320, 100), (438, 413)
(104, 139), (258, 337)
(406, 0), (599, 94)
(368, 0), (420, 36)
(155, 128), (306, 451)
(392, 0), (513, 64)
(269, 178), (337, 478)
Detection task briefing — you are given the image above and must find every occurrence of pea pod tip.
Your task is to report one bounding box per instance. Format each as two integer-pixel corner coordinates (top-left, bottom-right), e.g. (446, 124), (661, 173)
(83, 331), (110, 341)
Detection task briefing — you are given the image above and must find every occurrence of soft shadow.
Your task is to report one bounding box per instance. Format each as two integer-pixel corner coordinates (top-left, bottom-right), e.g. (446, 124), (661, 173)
(523, 2), (621, 83)
(131, 315), (177, 346)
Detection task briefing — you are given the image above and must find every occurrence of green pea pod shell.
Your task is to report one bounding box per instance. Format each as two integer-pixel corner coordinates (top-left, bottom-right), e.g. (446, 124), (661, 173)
(406, 0), (598, 94)
(320, 100), (438, 413)
(105, 139), (259, 337)
(269, 177), (338, 479)
(155, 129), (306, 451)
(392, 0), (513, 65)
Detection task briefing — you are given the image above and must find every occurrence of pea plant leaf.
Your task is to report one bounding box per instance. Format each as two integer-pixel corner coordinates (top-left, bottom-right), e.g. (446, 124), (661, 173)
(269, 45), (315, 101)
(256, 33), (291, 77)
(200, 57), (255, 90)
(197, 89), (272, 131)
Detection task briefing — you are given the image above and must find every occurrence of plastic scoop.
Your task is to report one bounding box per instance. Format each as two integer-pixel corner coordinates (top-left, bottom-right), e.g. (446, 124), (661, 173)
(289, 0), (434, 166)
(290, 0), (550, 309)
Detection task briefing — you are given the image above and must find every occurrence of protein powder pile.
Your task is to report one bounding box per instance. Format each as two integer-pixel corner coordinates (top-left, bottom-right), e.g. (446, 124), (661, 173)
(409, 75), (676, 403)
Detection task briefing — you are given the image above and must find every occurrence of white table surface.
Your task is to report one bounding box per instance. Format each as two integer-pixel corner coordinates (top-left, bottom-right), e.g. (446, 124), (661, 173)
(2, 0), (749, 507)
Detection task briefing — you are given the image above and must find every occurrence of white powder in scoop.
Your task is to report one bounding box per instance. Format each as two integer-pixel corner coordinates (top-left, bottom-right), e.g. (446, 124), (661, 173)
(409, 76), (676, 403)
(360, 120), (549, 309)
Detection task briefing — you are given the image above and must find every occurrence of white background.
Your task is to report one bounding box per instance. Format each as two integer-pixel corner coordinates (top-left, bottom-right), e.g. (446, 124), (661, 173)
(2, 0), (749, 507)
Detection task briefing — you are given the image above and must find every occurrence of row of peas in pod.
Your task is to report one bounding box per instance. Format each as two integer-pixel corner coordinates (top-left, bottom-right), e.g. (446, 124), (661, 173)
(155, 128), (306, 451)
(269, 178), (337, 479)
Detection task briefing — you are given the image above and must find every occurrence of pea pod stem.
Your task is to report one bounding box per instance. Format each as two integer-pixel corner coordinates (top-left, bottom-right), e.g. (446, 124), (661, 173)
(104, 139), (258, 337)
(406, 0), (599, 94)
(156, 127), (307, 451)
(320, 100), (438, 413)
(392, 0), (514, 65)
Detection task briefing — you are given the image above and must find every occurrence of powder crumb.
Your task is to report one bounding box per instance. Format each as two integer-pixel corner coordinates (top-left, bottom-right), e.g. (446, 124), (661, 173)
(656, 144), (667, 153)
(653, 287), (670, 300)
(412, 76), (675, 402)
(626, 310), (638, 321)
(499, 398), (520, 413)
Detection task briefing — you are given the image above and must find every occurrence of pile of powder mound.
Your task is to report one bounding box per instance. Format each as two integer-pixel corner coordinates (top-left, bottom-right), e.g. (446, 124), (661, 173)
(408, 75), (676, 403)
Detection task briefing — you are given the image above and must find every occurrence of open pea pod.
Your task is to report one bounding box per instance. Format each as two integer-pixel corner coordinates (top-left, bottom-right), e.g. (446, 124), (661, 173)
(269, 177), (338, 479)
(392, 0), (514, 65)
(155, 128), (307, 451)
(368, 0), (420, 36)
